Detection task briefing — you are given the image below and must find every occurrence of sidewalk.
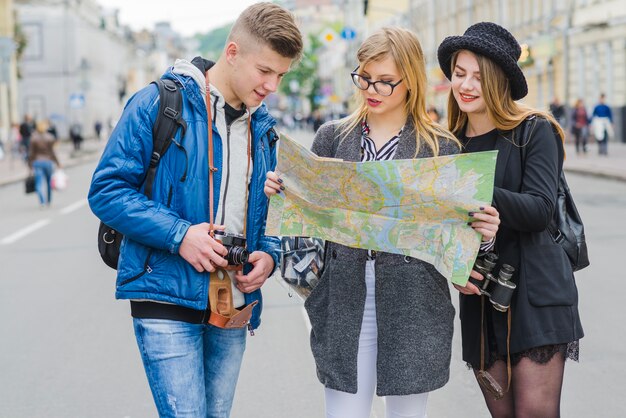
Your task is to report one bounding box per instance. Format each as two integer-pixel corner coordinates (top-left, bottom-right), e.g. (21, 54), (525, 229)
(562, 140), (626, 181)
(1, 136), (625, 188)
(0, 138), (106, 188)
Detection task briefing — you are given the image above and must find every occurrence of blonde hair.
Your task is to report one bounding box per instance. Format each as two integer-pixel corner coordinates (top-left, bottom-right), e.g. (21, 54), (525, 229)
(340, 27), (458, 156)
(36, 120), (48, 133)
(446, 51), (565, 147)
(228, 2), (303, 60)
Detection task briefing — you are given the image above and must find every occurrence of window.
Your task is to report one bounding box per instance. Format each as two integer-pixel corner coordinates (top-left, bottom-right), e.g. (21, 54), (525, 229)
(21, 22), (44, 60)
(576, 46), (585, 100)
(604, 41), (613, 102)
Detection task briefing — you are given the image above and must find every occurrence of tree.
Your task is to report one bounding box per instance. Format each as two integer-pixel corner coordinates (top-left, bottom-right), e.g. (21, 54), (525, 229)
(195, 24), (232, 60)
(280, 33), (322, 111)
(14, 20), (28, 79)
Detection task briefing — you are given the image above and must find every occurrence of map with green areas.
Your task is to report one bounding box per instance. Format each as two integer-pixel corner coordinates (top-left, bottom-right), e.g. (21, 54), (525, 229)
(266, 133), (498, 285)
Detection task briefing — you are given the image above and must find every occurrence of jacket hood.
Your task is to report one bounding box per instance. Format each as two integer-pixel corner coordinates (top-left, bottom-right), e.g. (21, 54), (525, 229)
(172, 57), (214, 97)
(170, 56), (262, 117)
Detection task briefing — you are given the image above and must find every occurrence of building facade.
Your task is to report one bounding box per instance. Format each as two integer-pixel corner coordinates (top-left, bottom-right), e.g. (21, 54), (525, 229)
(409, 0), (626, 142)
(0, 0), (19, 145)
(16, 0), (135, 138)
(15, 0), (188, 140)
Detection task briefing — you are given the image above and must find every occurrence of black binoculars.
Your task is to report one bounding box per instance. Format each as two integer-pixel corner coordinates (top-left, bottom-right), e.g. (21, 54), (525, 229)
(469, 252), (516, 312)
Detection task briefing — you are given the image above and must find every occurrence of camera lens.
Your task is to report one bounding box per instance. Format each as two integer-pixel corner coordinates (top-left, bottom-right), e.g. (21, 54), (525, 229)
(226, 246), (249, 265)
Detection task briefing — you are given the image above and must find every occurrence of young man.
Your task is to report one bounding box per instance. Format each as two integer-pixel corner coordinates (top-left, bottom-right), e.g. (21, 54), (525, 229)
(88, 3), (303, 417)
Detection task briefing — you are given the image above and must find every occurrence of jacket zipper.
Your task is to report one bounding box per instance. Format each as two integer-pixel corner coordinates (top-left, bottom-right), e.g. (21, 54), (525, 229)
(119, 249), (153, 285)
(219, 124), (232, 224)
(172, 138), (188, 182)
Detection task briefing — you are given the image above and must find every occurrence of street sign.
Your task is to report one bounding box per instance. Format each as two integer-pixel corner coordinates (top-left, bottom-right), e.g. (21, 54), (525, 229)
(319, 28), (338, 44)
(341, 27), (357, 40)
(69, 93), (85, 109)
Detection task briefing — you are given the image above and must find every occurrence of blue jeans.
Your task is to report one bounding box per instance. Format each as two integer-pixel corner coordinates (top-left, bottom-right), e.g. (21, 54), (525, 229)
(133, 318), (247, 418)
(32, 160), (53, 205)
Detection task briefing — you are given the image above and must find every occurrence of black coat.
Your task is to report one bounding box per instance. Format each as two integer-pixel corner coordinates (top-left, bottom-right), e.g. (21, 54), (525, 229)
(460, 117), (584, 368)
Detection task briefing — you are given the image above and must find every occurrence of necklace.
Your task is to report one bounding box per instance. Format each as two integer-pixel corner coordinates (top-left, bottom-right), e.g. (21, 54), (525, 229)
(462, 128), (498, 151)
(462, 132), (478, 150)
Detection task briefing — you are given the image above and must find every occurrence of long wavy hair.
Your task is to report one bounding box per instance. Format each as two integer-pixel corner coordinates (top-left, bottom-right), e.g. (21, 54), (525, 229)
(446, 50), (565, 146)
(339, 27), (458, 156)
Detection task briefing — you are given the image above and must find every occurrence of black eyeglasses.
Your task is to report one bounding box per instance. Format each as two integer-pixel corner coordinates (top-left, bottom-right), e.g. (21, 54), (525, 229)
(350, 66), (403, 96)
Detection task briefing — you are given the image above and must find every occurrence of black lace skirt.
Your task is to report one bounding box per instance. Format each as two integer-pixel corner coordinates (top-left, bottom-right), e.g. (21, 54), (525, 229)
(479, 341), (579, 370)
(469, 312), (580, 369)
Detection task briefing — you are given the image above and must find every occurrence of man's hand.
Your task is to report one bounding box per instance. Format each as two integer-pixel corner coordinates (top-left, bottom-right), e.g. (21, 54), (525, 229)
(234, 251), (275, 293)
(453, 269), (483, 295)
(179, 223), (228, 272)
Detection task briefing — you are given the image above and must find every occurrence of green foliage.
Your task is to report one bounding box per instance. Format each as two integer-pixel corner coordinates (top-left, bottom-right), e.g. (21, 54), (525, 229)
(14, 20), (28, 79)
(195, 23), (232, 60)
(280, 33), (323, 111)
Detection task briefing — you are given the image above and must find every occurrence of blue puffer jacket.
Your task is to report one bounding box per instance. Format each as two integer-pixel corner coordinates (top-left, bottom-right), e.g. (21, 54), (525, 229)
(88, 67), (280, 329)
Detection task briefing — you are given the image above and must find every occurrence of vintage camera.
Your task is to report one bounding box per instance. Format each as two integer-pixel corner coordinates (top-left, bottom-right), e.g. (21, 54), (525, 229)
(213, 231), (249, 265)
(469, 252), (516, 312)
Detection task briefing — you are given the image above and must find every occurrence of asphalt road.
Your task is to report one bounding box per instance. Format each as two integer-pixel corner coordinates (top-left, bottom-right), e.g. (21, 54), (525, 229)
(0, 141), (623, 417)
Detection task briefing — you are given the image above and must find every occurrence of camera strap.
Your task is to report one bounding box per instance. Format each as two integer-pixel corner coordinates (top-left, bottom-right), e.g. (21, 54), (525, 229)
(204, 71), (255, 330)
(208, 268), (258, 328)
(478, 296), (512, 399)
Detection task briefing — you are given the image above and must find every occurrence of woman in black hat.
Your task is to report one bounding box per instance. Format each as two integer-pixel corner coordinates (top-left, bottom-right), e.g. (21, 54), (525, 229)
(438, 22), (584, 417)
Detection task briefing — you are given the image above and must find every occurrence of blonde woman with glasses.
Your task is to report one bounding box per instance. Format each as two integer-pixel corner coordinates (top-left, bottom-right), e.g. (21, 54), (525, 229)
(266, 27), (499, 418)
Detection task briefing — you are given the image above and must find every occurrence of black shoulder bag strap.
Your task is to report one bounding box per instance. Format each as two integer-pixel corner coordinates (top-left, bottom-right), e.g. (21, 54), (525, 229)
(143, 78), (187, 199)
(517, 116), (563, 237)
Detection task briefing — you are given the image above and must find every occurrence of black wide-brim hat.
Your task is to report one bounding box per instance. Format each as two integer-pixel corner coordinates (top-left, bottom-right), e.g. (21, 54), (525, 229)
(437, 22), (528, 101)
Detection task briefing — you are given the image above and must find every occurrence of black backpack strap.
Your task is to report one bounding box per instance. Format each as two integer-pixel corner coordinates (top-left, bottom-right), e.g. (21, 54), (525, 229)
(144, 78), (186, 199)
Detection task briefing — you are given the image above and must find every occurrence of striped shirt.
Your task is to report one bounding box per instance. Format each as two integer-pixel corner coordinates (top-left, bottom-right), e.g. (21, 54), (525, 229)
(361, 119), (403, 260)
(360, 120), (403, 162)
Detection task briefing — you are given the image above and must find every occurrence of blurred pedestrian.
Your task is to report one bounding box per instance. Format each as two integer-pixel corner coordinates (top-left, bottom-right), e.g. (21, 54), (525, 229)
(28, 120), (62, 208)
(69, 122), (83, 151)
(549, 97), (566, 128)
(312, 110), (324, 132)
(46, 118), (58, 141)
(9, 122), (21, 159)
(571, 99), (589, 155)
(19, 114), (35, 161)
(590, 93), (613, 156)
(427, 106), (441, 123)
(438, 21), (583, 417)
(94, 120), (103, 140)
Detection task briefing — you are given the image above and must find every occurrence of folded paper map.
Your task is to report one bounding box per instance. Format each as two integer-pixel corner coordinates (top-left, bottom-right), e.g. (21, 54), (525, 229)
(267, 133), (497, 285)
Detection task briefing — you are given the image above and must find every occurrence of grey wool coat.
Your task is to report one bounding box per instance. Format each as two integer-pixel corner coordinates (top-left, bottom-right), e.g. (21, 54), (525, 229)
(303, 120), (461, 396)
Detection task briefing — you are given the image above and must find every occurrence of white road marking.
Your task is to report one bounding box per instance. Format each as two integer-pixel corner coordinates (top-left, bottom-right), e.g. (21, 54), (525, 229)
(60, 198), (88, 215)
(0, 219), (51, 245)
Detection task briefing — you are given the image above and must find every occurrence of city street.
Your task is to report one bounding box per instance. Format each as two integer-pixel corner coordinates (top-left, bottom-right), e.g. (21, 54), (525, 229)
(2, 0), (626, 416)
(0, 134), (624, 417)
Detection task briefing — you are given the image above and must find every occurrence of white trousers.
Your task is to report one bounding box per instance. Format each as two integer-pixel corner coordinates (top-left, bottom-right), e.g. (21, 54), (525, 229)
(325, 260), (429, 418)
